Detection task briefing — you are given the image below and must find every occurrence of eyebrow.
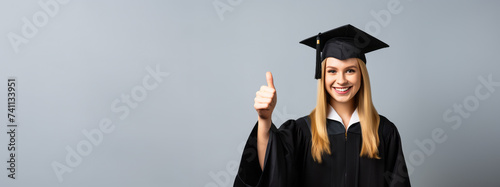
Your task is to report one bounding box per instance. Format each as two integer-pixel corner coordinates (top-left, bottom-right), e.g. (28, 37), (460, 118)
(326, 65), (358, 69)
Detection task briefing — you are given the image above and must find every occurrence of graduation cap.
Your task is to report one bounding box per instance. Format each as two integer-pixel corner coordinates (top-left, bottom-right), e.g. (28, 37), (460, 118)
(299, 24), (389, 79)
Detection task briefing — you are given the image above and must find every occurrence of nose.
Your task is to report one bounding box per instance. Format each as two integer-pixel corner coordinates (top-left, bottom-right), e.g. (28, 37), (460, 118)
(336, 72), (347, 85)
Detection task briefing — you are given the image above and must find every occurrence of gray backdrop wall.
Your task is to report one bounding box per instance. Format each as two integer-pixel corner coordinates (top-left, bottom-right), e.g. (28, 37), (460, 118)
(1, 0), (499, 186)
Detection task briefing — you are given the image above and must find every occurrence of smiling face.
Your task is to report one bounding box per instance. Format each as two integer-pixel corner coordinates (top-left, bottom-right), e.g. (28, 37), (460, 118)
(324, 57), (362, 106)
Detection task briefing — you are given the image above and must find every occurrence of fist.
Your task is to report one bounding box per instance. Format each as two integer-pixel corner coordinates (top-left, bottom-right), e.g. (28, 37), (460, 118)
(254, 72), (277, 120)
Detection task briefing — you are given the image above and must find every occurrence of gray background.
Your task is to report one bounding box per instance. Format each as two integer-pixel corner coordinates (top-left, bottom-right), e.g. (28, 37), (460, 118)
(1, 0), (499, 186)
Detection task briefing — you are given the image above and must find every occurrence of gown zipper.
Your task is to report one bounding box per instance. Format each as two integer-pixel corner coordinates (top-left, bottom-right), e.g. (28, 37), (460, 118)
(344, 124), (348, 187)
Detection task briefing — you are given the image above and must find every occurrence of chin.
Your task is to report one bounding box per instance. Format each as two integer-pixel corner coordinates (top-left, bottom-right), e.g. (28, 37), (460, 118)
(332, 97), (352, 103)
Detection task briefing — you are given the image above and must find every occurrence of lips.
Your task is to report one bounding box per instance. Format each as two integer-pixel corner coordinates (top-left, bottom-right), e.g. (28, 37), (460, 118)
(333, 86), (352, 94)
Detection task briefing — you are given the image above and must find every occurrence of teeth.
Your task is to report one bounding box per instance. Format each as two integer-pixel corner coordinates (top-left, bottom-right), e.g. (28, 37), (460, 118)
(334, 87), (350, 92)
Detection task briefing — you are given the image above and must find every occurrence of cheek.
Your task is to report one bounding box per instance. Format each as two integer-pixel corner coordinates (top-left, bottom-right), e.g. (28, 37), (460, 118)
(355, 79), (361, 88)
(353, 76), (362, 92)
(354, 74), (361, 87)
(324, 77), (332, 87)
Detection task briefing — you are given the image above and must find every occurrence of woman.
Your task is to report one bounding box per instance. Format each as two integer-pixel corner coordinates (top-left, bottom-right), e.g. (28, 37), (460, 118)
(234, 24), (411, 187)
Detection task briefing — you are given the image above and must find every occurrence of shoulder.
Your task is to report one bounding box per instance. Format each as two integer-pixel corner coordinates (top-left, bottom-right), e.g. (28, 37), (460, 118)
(275, 115), (311, 133)
(278, 115), (310, 128)
(378, 114), (401, 139)
(296, 115), (311, 126)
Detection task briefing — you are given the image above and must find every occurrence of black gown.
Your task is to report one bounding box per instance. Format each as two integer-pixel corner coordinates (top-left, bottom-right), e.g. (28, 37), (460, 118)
(233, 115), (411, 187)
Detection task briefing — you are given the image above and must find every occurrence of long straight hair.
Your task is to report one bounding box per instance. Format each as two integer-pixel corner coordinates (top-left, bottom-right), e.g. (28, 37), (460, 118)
(309, 58), (381, 163)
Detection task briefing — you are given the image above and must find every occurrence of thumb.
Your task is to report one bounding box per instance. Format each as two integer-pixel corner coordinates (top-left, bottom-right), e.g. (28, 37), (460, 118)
(266, 71), (274, 89)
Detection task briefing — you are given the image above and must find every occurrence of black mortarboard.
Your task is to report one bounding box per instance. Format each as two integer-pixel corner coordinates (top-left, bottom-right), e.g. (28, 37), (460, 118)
(299, 24), (389, 79)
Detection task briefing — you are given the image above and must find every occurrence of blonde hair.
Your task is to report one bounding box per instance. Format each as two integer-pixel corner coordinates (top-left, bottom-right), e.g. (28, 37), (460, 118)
(309, 58), (381, 163)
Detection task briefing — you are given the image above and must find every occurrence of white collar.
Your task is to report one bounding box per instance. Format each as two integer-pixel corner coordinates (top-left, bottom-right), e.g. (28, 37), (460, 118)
(327, 104), (360, 129)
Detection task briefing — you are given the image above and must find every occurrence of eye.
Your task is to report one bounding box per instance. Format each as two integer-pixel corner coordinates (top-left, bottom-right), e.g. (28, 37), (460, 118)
(327, 70), (336, 74)
(346, 69), (356, 73)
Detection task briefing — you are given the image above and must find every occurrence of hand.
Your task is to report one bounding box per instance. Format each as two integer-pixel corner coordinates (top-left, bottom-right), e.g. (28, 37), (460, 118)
(254, 72), (277, 120)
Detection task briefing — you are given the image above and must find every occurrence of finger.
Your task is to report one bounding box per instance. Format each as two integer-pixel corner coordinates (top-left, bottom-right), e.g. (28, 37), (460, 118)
(254, 103), (264, 110)
(266, 72), (274, 89)
(254, 103), (270, 109)
(256, 90), (274, 98)
(259, 86), (276, 94)
(254, 97), (272, 104)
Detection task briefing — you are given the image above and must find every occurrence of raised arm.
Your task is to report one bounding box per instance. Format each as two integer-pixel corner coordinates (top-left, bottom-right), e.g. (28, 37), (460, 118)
(253, 72), (277, 170)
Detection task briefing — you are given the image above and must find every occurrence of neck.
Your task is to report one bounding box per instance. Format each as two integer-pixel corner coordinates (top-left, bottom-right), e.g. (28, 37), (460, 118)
(330, 99), (355, 125)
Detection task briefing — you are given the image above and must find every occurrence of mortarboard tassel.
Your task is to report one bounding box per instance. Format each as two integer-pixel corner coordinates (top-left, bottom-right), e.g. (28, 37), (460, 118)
(315, 33), (322, 79)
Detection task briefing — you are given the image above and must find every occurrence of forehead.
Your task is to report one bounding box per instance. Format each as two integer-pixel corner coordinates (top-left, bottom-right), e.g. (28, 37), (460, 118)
(325, 57), (359, 68)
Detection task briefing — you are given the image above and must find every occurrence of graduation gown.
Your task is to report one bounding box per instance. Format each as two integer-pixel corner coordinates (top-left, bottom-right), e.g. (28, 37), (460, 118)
(233, 112), (411, 187)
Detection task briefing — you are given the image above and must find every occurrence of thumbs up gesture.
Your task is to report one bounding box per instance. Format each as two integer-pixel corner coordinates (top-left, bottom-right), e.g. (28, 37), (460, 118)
(254, 72), (277, 120)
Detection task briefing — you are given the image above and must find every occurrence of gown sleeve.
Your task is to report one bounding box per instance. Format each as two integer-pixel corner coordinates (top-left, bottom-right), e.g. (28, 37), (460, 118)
(383, 120), (412, 187)
(233, 119), (305, 187)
